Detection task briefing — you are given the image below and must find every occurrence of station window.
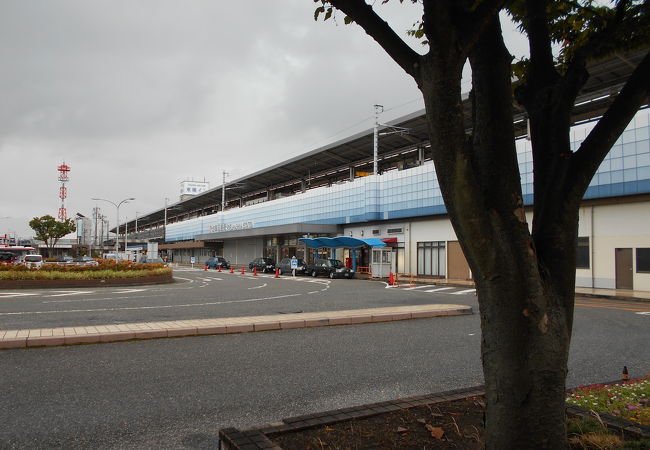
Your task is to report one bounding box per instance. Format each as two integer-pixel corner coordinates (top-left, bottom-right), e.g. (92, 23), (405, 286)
(417, 241), (446, 277)
(387, 228), (403, 234)
(637, 248), (650, 273)
(576, 237), (590, 269)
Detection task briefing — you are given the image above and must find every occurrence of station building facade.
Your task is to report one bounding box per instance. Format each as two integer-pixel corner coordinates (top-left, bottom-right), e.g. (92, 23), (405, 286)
(160, 108), (650, 291)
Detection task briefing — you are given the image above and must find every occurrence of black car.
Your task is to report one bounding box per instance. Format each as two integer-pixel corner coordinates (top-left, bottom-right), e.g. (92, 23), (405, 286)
(248, 257), (275, 273)
(276, 257), (306, 275)
(205, 256), (230, 269)
(0, 252), (16, 263)
(306, 259), (355, 279)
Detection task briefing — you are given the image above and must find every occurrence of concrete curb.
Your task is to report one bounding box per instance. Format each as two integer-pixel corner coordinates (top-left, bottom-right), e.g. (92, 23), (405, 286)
(0, 303), (472, 350)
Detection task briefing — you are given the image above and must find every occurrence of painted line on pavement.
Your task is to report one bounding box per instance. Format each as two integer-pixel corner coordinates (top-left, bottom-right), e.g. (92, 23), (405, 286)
(43, 294), (161, 304)
(424, 287), (454, 293)
(404, 285), (432, 291)
(248, 283), (267, 290)
(44, 290), (94, 298)
(451, 289), (476, 295)
(0, 292), (39, 298)
(0, 293), (304, 316)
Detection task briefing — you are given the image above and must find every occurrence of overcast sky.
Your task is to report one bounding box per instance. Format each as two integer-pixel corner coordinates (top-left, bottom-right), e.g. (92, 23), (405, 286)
(0, 1), (526, 238)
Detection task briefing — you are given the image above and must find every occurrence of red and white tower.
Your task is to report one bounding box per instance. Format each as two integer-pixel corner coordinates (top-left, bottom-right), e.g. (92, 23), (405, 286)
(57, 163), (70, 221)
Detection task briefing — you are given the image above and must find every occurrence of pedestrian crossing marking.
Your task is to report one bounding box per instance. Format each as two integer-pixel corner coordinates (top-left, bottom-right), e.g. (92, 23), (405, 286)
(451, 289), (476, 295)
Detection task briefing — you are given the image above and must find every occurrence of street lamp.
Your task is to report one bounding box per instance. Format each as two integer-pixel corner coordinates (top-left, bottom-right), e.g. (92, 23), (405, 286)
(91, 197), (135, 262)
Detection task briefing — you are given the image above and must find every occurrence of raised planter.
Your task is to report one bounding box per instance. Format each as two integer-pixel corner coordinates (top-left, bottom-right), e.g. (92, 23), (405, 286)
(219, 384), (650, 449)
(0, 271), (173, 289)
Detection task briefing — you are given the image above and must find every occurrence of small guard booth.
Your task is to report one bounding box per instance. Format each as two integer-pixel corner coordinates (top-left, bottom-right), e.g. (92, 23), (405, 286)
(298, 236), (389, 277)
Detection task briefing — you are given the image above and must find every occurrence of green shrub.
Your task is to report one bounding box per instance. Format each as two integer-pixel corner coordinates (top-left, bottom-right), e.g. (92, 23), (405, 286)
(0, 259), (167, 273)
(0, 267), (170, 280)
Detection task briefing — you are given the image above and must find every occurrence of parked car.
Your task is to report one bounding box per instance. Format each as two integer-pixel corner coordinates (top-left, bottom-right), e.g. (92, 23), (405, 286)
(21, 254), (43, 269)
(205, 256), (230, 269)
(248, 257), (275, 273)
(276, 257), (306, 275)
(56, 256), (74, 264)
(306, 259), (355, 279)
(73, 256), (99, 266)
(0, 252), (16, 264)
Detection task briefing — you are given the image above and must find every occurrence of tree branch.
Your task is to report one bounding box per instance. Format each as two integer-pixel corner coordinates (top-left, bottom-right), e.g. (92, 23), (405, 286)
(327, 0), (422, 81)
(571, 50), (650, 195)
(525, 0), (558, 85)
(462, 0), (509, 55)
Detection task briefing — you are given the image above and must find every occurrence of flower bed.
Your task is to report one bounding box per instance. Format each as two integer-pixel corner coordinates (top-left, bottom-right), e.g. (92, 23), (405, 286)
(0, 259), (170, 280)
(0, 260), (172, 287)
(566, 377), (650, 426)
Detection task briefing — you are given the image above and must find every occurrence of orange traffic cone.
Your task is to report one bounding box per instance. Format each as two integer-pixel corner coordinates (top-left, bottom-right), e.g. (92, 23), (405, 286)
(253, 267), (257, 276)
(388, 272), (394, 285)
(275, 268), (280, 278)
(230, 266), (234, 273)
(203, 264), (207, 272)
(241, 266), (245, 275)
(217, 265), (222, 272)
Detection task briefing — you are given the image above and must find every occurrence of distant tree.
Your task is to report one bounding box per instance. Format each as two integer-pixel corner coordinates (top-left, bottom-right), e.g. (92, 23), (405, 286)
(29, 215), (76, 257)
(314, 1), (649, 448)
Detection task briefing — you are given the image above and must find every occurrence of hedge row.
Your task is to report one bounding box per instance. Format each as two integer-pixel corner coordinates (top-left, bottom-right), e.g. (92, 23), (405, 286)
(0, 260), (163, 273)
(0, 267), (171, 280)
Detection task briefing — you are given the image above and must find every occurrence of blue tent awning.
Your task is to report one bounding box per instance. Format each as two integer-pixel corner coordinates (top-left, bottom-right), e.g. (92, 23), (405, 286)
(298, 236), (387, 249)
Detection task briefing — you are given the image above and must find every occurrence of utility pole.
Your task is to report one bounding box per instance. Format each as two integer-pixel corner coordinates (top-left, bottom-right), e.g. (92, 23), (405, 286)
(124, 216), (128, 259)
(373, 105), (383, 175)
(93, 207), (99, 246)
(222, 170), (229, 212)
(164, 197), (169, 242)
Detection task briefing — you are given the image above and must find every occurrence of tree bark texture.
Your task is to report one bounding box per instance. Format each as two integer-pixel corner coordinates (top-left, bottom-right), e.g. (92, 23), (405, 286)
(419, 16), (573, 448)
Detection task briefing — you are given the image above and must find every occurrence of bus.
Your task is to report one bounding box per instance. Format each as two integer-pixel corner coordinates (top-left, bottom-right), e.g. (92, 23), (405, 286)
(0, 245), (37, 264)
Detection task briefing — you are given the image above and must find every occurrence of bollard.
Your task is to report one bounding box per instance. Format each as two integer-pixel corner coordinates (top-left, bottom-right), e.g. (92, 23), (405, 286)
(622, 365), (630, 381)
(253, 267), (257, 276)
(275, 268), (279, 278)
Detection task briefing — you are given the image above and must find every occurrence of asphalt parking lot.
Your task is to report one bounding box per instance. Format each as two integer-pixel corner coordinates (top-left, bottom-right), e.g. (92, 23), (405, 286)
(0, 267), (478, 330)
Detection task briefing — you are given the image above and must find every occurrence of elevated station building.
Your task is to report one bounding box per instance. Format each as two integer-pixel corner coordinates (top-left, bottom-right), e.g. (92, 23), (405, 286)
(126, 49), (650, 291)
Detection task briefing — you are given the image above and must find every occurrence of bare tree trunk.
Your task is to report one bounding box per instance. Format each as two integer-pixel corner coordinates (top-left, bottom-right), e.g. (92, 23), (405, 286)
(420, 16), (575, 448)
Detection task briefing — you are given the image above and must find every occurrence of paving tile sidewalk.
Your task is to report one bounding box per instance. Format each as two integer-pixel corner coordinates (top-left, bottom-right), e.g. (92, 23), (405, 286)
(398, 276), (650, 302)
(0, 303), (472, 350)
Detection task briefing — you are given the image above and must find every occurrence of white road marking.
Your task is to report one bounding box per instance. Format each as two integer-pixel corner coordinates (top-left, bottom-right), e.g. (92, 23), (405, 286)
(0, 292), (38, 298)
(636, 311), (650, 315)
(173, 277), (194, 283)
(0, 293), (303, 316)
(248, 283), (267, 290)
(112, 288), (147, 294)
(403, 285), (432, 291)
(423, 287), (454, 293)
(451, 289), (476, 295)
(43, 295), (158, 304)
(307, 291), (320, 294)
(44, 290), (94, 298)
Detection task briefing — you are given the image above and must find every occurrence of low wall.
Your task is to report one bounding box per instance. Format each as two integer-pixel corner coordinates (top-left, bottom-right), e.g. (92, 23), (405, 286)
(0, 271), (173, 289)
